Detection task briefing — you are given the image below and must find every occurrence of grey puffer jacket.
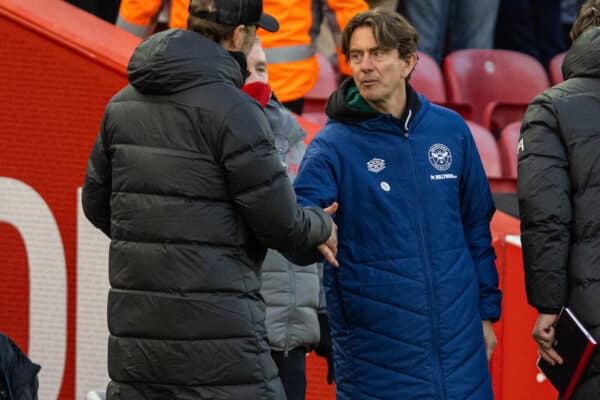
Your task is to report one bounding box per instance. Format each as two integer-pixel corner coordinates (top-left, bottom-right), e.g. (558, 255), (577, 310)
(518, 27), (600, 399)
(81, 29), (332, 400)
(260, 96), (321, 353)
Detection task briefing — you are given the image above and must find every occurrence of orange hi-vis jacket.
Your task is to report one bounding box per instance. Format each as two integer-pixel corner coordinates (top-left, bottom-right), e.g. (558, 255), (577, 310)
(259, 0), (368, 103)
(325, 0), (368, 76)
(118, 0), (367, 99)
(258, 0), (317, 103)
(117, 0), (189, 38)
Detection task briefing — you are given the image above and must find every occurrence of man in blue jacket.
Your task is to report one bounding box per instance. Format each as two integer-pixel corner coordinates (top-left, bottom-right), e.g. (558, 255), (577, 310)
(293, 8), (502, 400)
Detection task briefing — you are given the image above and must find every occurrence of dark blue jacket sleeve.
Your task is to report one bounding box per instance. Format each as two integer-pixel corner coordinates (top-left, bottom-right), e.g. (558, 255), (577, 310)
(287, 136), (339, 265)
(460, 126), (502, 321)
(294, 136), (339, 208)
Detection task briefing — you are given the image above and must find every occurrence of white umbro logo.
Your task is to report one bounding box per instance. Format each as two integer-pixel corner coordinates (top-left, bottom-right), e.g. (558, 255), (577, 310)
(367, 158), (386, 173)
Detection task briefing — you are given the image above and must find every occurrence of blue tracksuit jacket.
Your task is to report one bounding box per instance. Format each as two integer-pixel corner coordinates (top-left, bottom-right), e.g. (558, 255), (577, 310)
(294, 83), (502, 400)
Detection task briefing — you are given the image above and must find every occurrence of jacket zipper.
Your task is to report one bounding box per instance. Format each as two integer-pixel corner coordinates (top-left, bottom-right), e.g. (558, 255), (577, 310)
(405, 126), (446, 400)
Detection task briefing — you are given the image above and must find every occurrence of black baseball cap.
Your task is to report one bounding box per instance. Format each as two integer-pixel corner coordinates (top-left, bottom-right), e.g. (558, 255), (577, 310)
(189, 0), (279, 32)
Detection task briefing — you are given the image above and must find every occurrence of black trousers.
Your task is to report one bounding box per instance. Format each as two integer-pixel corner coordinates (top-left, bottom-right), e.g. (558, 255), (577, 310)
(271, 348), (307, 400)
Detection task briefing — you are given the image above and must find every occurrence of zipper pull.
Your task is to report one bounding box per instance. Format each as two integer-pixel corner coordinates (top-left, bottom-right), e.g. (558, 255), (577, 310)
(404, 108), (412, 138)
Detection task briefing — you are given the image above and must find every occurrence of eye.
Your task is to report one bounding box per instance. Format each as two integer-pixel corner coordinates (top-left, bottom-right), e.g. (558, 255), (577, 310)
(372, 49), (385, 60)
(349, 52), (362, 63)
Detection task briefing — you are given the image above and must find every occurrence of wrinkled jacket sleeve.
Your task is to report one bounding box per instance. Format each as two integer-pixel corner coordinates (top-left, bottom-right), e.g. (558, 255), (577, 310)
(290, 136), (339, 265)
(217, 100), (332, 252)
(460, 125), (502, 321)
(82, 114), (112, 238)
(517, 93), (570, 314)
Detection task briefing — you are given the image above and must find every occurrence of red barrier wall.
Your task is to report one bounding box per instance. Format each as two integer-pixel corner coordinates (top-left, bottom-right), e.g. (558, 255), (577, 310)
(488, 212), (558, 399)
(498, 238), (558, 399)
(0, 1), (139, 398)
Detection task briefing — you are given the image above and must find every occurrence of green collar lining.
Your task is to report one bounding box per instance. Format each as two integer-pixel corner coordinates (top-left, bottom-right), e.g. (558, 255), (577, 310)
(346, 85), (377, 113)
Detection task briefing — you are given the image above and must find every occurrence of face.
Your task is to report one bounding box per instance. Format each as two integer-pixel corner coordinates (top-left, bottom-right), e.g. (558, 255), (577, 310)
(348, 26), (416, 113)
(246, 40), (268, 84)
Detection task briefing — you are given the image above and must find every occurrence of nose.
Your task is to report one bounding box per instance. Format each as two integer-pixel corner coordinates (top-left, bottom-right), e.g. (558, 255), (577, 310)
(359, 53), (374, 71)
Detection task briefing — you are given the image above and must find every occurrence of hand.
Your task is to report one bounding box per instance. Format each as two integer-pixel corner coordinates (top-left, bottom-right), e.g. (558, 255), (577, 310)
(532, 313), (563, 366)
(317, 202), (339, 267)
(482, 320), (497, 361)
(315, 313), (335, 384)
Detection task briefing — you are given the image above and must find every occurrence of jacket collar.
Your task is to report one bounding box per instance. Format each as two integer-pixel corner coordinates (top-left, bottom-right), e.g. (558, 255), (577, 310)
(326, 78), (421, 131)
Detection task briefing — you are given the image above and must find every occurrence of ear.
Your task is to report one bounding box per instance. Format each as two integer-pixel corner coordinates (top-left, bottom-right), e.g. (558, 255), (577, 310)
(402, 52), (418, 79)
(229, 25), (246, 51)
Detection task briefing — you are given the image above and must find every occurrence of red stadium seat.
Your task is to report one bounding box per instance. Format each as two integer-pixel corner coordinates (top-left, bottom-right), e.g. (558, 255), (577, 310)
(498, 121), (521, 179)
(304, 53), (339, 114)
(465, 120), (502, 178)
(444, 49), (549, 133)
(549, 52), (566, 85)
(411, 51), (447, 103)
(411, 51), (472, 119)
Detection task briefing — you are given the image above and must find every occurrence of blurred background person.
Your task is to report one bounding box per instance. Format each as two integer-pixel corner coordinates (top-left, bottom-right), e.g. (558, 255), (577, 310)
(259, 0), (368, 114)
(311, 0), (369, 81)
(112, 0), (367, 111)
(495, 0), (567, 69)
(396, 0), (500, 64)
(115, 0), (189, 37)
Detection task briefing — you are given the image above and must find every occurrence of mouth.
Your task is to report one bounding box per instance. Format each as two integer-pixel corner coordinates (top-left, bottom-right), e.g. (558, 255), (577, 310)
(360, 80), (378, 88)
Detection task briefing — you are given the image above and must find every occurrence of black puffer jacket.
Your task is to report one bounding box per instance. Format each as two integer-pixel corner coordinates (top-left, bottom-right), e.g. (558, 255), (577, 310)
(518, 27), (600, 399)
(82, 29), (332, 400)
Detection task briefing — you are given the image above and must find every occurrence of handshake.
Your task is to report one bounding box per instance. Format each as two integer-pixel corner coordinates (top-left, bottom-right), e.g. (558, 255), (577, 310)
(317, 202), (339, 267)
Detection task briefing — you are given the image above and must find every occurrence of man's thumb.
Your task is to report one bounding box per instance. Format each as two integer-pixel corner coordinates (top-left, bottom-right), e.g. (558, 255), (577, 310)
(324, 202), (338, 216)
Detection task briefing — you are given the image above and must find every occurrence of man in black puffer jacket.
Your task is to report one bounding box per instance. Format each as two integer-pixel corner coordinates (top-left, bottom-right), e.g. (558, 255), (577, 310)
(518, 1), (600, 398)
(81, 1), (338, 399)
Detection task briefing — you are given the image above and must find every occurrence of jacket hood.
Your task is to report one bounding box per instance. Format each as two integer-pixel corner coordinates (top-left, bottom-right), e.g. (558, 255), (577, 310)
(127, 29), (245, 94)
(563, 26), (600, 80)
(326, 78), (380, 123)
